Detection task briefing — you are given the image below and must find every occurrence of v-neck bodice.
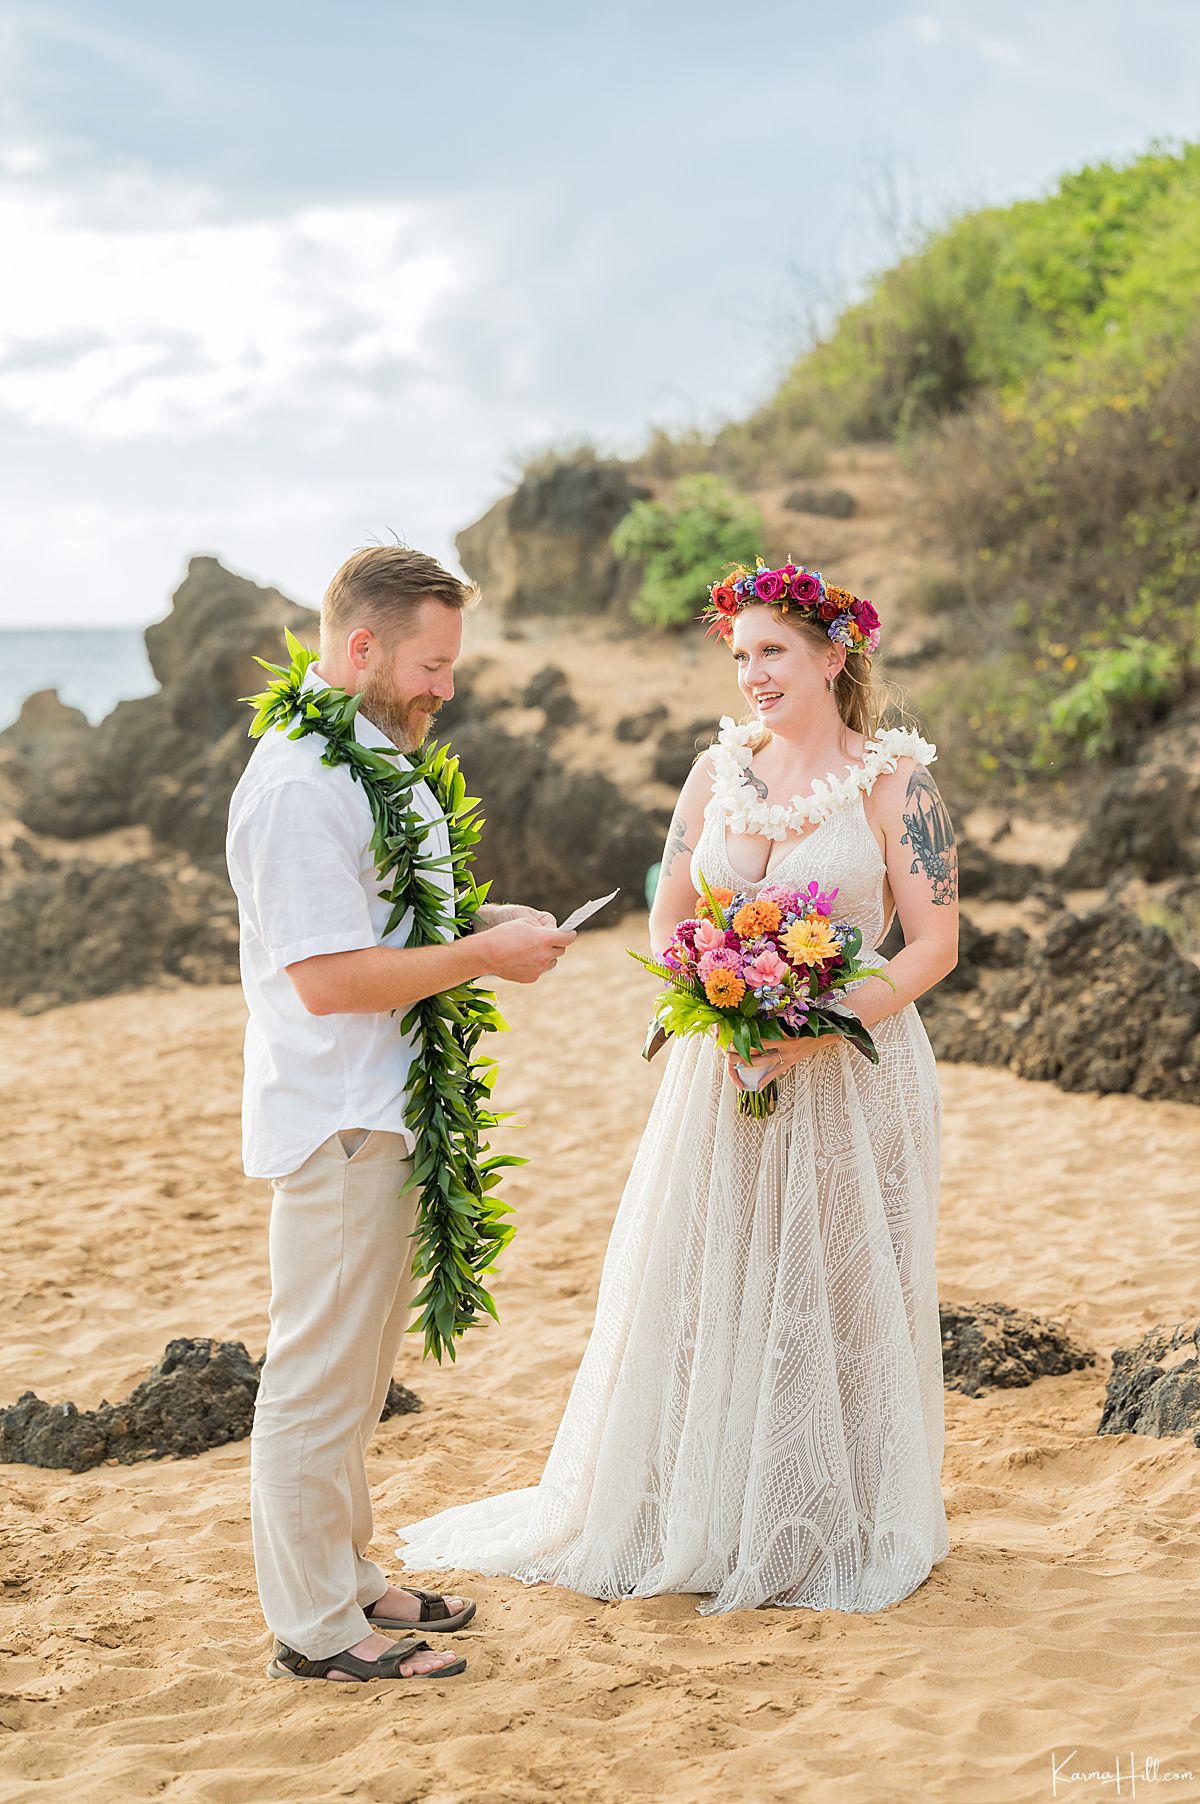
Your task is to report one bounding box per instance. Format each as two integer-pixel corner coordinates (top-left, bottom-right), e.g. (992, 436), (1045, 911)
(694, 789), (891, 948)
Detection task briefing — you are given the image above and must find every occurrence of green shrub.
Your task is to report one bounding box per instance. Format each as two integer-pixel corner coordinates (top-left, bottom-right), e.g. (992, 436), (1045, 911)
(1045, 637), (1178, 761)
(611, 475), (764, 630)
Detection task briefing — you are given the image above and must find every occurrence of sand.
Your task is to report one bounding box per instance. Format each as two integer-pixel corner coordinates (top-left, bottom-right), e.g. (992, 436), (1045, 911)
(2, 922), (1199, 1804)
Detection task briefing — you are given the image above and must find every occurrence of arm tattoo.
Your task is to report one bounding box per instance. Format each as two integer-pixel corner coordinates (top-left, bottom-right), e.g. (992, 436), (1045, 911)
(662, 813), (693, 878)
(899, 768), (958, 905)
(746, 767), (769, 800)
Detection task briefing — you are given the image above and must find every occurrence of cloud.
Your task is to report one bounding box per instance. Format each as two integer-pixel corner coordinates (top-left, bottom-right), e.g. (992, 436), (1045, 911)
(906, 15), (945, 45)
(0, 159), (466, 438)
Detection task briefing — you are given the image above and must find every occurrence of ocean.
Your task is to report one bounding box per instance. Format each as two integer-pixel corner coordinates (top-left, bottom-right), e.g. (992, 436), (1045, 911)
(0, 629), (158, 731)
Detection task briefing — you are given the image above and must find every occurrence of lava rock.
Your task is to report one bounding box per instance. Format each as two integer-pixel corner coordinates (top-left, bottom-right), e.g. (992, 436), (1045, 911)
(456, 451), (649, 619)
(1062, 697), (1200, 885)
(442, 715), (664, 924)
(921, 901), (1200, 1103)
(939, 1301), (1095, 1398)
(0, 835), (238, 1011)
(11, 557), (316, 857)
(520, 664), (579, 729)
(0, 1337), (422, 1472)
(957, 838), (1058, 904)
(1097, 1319), (1200, 1446)
(782, 485), (857, 519)
(652, 720), (717, 789)
(615, 706), (668, 744)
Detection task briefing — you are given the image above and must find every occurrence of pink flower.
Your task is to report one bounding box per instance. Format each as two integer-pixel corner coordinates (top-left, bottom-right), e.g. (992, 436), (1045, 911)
(755, 568), (787, 602)
(790, 571), (822, 605)
(865, 624), (881, 652)
(743, 948), (790, 989)
(693, 917), (729, 954)
(800, 879), (839, 917)
(852, 596), (880, 632)
(698, 947), (742, 981)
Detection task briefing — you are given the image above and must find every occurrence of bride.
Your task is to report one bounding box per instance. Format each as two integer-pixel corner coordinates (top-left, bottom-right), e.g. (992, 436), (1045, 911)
(397, 559), (958, 1614)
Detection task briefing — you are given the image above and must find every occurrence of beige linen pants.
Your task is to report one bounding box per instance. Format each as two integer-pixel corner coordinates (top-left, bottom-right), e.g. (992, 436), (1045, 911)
(250, 1127), (417, 1656)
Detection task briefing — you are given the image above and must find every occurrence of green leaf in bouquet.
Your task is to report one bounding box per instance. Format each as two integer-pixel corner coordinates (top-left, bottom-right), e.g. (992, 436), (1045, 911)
(695, 867), (731, 931)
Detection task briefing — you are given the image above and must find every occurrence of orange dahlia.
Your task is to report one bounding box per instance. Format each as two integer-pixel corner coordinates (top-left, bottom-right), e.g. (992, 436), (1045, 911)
(703, 967), (746, 1007)
(732, 898), (782, 938)
(695, 887), (735, 922)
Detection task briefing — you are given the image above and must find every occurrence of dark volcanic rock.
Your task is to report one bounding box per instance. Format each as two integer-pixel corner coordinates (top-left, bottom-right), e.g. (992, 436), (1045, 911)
(1062, 697), (1200, 885)
(957, 838), (1059, 905)
(456, 451), (648, 619)
(652, 719), (717, 789)
(443, 716), (664, 924)
(1098, 1319), (1200, 1446)
(921, 902), (1200, 1104)
(0, 835), (238, 1011)
(0, 1338), (421, 1472)
(521, 664), (580, 729)
(939, 1301), (1095, 1398)
(12, 557), (316, 858)
(782, 485), (857, 518)
(616, 705), (668, 744)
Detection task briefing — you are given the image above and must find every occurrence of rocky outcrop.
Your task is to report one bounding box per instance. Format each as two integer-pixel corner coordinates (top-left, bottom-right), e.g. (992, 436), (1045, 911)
(920, 903), (1200, 1103)
(1097, 1319), (1200, 1446)
(651, 719), (717, 789)
(456, 451), (647, 619)
(939, 1300), (1095, 1397)
(9, 557), (316, 860)
(0, 1337), (421, 1472)
(0, 833), (239, 1012)
(1062, 697), (1200, 885)
(783, 485), (857, 518)
(438, 710), (666, 924)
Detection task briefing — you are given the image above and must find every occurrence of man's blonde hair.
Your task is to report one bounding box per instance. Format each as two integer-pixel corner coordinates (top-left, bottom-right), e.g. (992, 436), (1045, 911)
(320, 544), (479, 652)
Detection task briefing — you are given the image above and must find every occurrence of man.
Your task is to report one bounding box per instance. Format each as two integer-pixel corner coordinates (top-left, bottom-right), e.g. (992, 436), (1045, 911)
(226, 545), (575, 1683)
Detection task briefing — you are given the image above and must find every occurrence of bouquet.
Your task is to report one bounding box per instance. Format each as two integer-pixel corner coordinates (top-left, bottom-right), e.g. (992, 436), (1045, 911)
(629, 872), (888, 1118)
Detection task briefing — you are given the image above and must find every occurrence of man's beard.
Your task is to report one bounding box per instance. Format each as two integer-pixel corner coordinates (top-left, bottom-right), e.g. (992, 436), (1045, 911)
(357, 665), (443, 753)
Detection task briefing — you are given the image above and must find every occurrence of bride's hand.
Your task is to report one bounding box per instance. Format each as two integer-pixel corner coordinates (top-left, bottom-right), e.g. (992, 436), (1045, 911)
(724, 1038), (830, 1091)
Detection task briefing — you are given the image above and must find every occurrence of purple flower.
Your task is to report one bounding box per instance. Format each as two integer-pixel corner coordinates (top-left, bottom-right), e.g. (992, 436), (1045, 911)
(827, 613), (856, 646)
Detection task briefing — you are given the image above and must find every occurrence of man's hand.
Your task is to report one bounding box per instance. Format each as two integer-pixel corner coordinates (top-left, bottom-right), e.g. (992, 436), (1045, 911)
(477, 919), (576, 983)
(472, 902), (558, 931)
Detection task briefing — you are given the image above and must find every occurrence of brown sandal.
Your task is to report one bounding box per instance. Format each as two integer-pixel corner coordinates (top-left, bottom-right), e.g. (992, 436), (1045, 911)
(363, 1584), (477, 1634)
(267, 1636), (466, 1681)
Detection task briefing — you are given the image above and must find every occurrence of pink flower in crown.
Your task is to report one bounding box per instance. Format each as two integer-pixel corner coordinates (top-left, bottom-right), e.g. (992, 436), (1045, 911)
(755, 568), (788, 602)
(865, 624), (882, 652)
(852, 596), (880, 633)
(697, 947), (742, 982)
(743, 947), (790, 990)
(790, 571), (822, 605)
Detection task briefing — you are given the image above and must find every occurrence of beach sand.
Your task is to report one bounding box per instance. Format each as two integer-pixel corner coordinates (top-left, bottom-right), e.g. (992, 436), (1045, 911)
(2, 922), (1198, 1803)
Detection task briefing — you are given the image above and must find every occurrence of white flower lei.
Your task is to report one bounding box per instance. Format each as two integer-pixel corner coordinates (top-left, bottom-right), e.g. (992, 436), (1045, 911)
(709, 715), (938, 841)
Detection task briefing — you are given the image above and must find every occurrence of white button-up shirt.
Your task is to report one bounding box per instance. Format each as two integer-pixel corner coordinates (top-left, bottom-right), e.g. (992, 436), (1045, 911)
(225, 657), (454, 1179)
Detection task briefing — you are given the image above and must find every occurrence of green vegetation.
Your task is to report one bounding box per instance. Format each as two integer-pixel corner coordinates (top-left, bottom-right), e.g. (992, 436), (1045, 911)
(754, 139), (1200, 444)
(727, 136), (1200, 787)
(611, 475), (764, 629)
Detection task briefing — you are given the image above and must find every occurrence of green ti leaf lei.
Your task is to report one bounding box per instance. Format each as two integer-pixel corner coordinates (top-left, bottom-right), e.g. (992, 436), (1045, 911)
(241, 627), (522, 1363)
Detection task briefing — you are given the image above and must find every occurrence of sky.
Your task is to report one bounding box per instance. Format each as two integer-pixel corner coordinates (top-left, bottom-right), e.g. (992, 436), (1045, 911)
(1, 0), (1198, 627)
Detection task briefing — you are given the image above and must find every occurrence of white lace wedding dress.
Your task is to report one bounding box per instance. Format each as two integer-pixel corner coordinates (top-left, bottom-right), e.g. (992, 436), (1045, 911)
(396, 723), (950, 1615)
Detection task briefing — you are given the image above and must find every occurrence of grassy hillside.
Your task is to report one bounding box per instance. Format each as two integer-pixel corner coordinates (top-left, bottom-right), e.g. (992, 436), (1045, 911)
(648, 140), (1200, 790)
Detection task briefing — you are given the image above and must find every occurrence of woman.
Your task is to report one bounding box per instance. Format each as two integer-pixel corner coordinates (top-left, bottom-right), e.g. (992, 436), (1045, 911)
(397, 559), (958, 1614)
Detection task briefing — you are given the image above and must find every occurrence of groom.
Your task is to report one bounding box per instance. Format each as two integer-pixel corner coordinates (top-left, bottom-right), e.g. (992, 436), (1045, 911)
(225, 544), (576, 1683)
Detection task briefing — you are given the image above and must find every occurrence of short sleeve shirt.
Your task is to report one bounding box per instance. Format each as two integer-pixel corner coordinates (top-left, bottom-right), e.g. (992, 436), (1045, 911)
(225, 658), (454, 1179)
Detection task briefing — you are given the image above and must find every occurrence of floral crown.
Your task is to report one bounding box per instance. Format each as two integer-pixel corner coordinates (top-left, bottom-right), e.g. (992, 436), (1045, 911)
(700, 557), (881, 655)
